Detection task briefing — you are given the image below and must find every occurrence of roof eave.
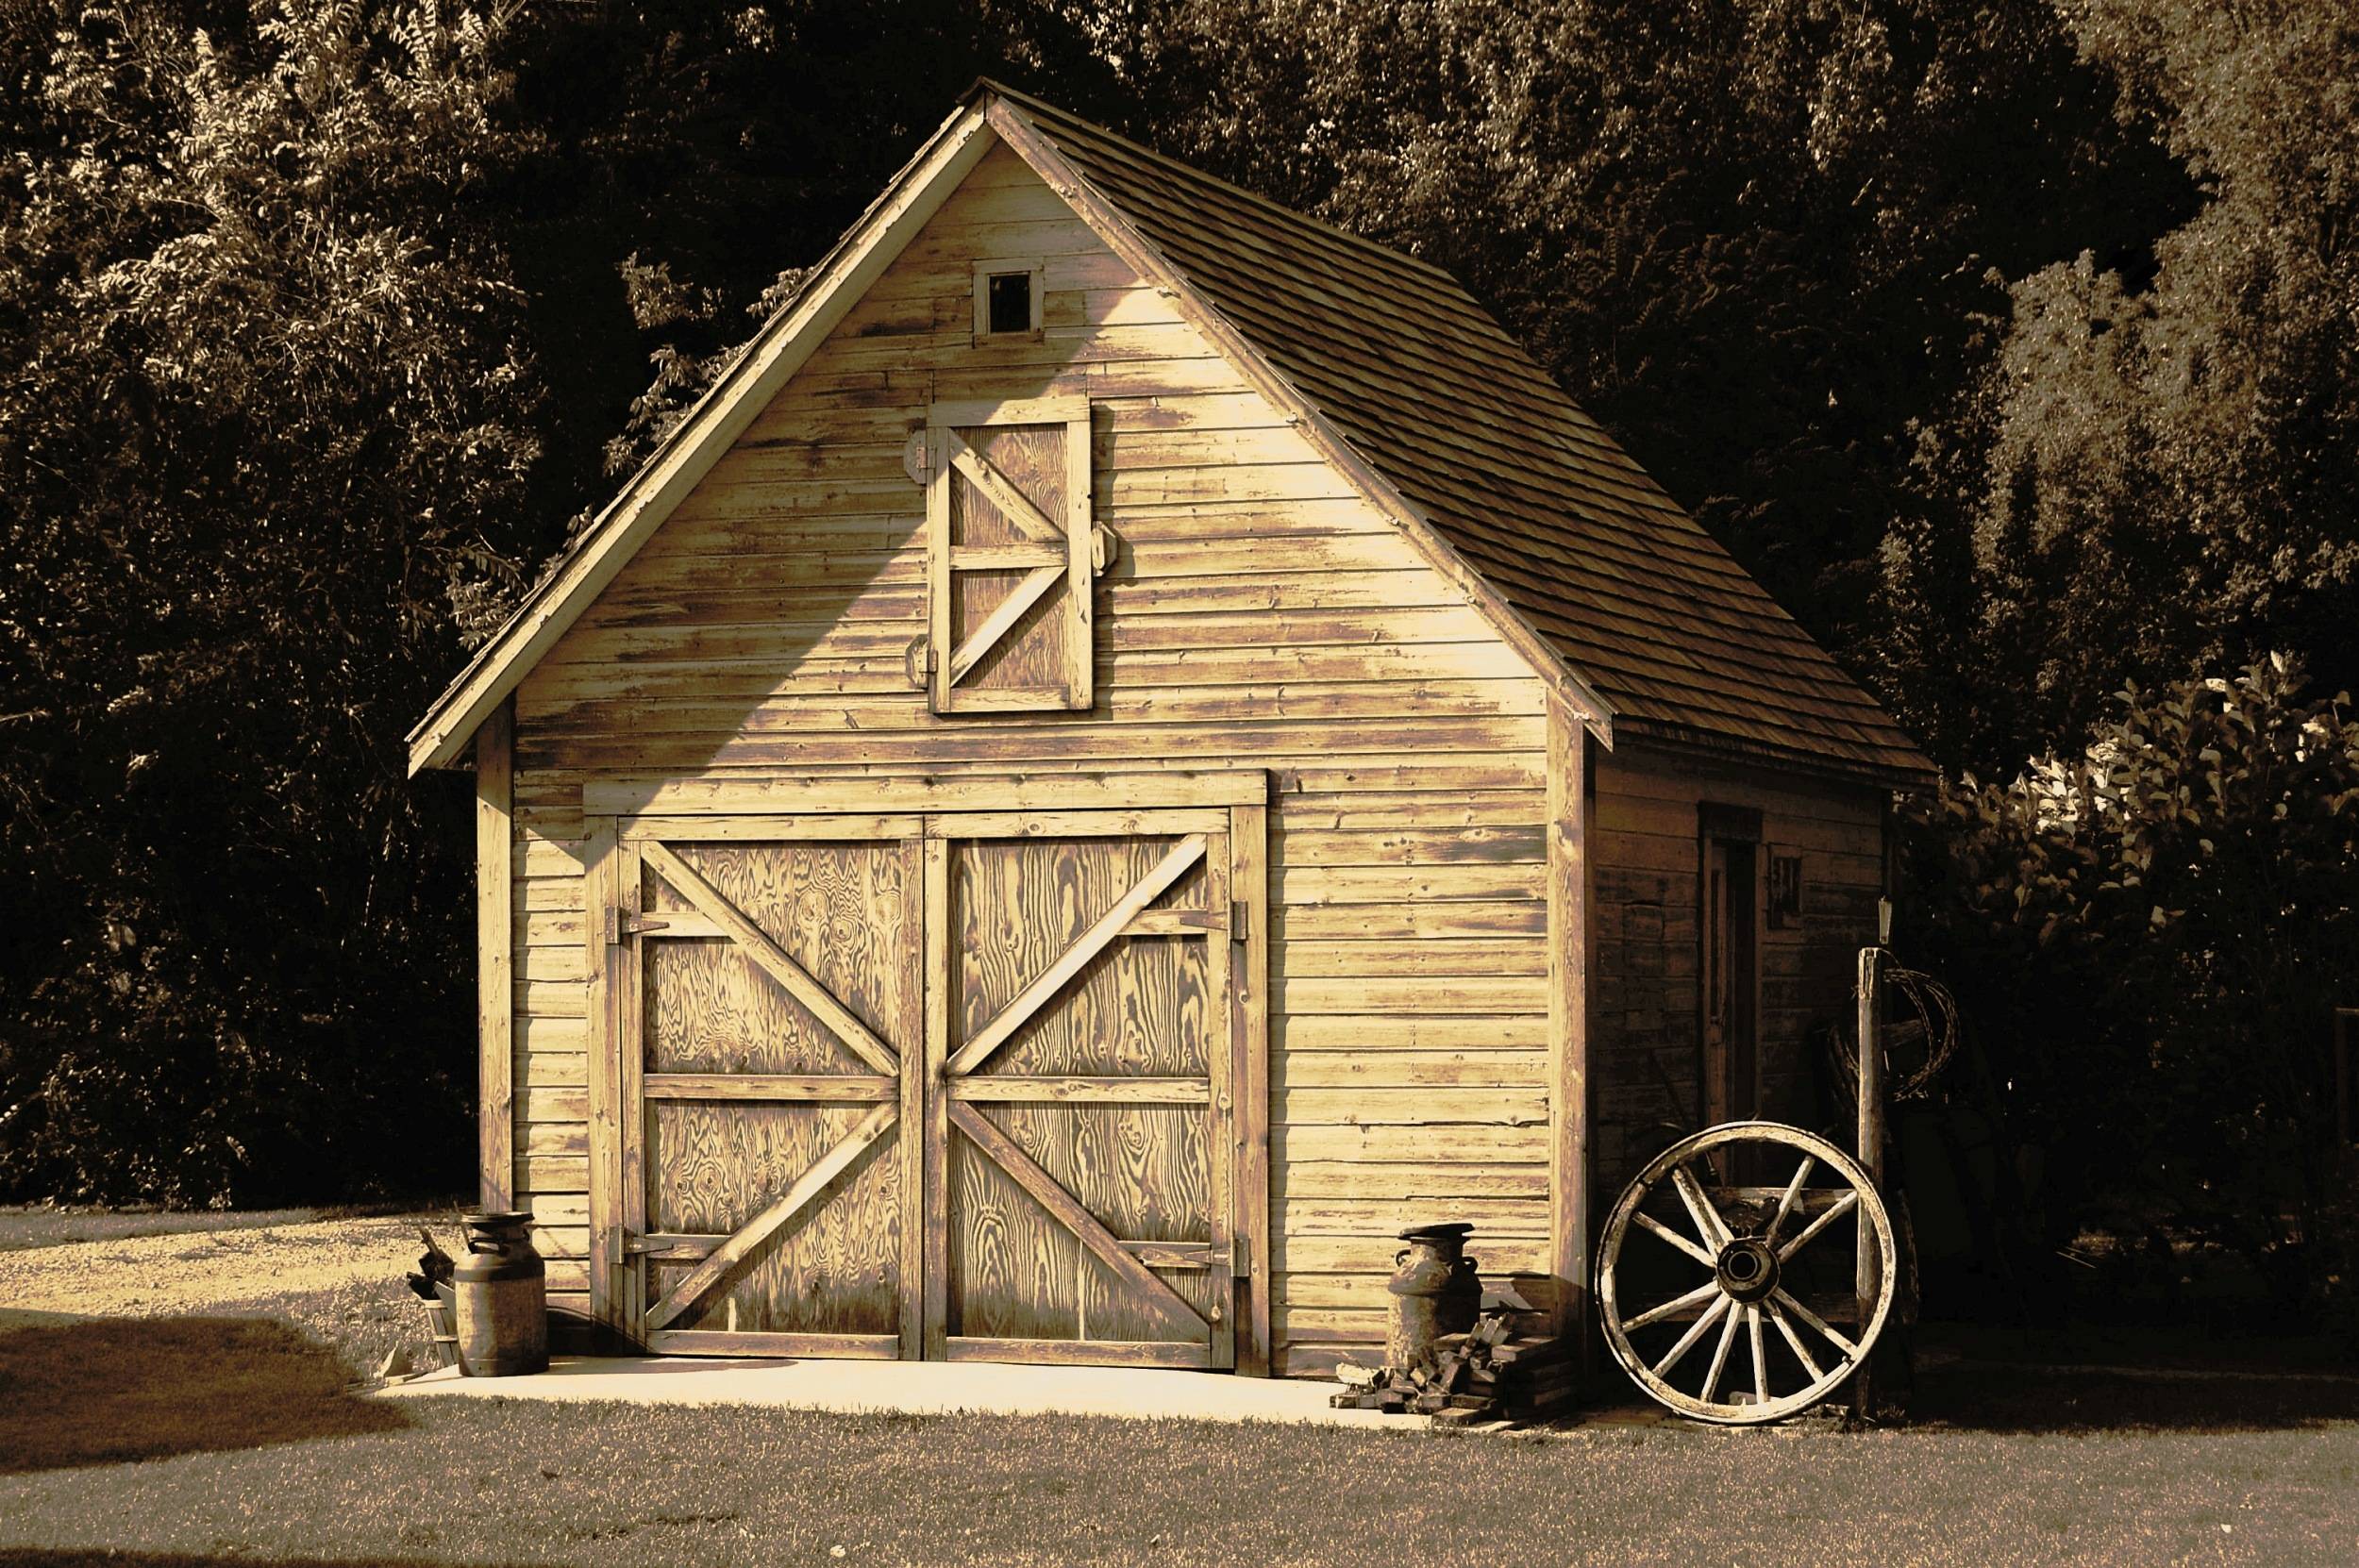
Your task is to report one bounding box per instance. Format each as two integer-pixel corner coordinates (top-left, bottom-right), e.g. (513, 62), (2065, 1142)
(979, 93), (1616, 745)
(405, 99), (1000, 775)
(1613, 716), (1939, 794)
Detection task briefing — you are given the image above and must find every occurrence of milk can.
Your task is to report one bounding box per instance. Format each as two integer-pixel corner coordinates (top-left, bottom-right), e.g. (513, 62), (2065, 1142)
(1384, 1222), (1481, 1372)
(453, 1210), (548, 1376)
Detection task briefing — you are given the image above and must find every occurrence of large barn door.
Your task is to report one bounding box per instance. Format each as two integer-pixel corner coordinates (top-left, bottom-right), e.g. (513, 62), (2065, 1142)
(596, 803), (1255, 1369)
(612, 821), (925, 1357)
(926, 811), (1238, 1368)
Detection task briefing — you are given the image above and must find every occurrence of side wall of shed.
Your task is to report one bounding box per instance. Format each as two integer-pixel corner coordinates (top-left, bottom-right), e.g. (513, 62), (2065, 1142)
(1586, 743), (1887, 1196)
(489, 142), (1556, 1373)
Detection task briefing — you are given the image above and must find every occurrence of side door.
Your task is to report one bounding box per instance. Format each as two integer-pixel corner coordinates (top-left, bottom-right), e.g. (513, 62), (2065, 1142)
(925, 810), (1239, 1368)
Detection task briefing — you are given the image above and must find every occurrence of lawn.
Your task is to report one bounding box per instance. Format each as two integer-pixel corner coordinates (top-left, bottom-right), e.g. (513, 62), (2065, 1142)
(0, 1212), (2354, 1566)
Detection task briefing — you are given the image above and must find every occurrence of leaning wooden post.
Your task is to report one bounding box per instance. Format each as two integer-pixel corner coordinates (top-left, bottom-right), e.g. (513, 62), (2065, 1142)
(1852, 942), (1883, 1419)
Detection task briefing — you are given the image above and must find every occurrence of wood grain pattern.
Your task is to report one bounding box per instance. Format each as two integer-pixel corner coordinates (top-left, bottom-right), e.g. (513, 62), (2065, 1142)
(501, 137), (1608, 1371)
(634, 837), (919, 1342)
(939, 825), (1232, 1356)
(477, 698), (514, 1210)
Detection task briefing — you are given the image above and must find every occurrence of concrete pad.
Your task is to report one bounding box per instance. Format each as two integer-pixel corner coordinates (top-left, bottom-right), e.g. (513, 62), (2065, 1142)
(380, 1355), (1437, 1430)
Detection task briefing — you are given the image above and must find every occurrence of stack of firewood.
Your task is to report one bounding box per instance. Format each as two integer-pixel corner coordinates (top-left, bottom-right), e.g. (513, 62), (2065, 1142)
(1328, 1309), (1580, 1426)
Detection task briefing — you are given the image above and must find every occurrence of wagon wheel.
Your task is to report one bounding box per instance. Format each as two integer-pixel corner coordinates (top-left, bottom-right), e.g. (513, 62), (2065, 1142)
(1598, 1121), (1897, 1426)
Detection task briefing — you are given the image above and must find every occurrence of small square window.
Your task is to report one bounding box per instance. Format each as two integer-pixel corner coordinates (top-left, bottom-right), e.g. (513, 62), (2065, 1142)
(972, 257), (1042, 342)
(987, 272), (1031, 335)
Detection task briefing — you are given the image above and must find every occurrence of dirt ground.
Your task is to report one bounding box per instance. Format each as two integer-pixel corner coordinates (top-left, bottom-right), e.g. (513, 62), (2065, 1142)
(0, 1209), (446, 1319)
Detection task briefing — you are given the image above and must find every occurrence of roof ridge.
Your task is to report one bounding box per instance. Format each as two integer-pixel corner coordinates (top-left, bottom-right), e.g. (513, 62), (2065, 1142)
(970, 77), (1464, 290)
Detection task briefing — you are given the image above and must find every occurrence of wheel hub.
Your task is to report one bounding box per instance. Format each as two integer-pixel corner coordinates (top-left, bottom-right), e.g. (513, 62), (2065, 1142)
(1715, 1236), (1780, 1304)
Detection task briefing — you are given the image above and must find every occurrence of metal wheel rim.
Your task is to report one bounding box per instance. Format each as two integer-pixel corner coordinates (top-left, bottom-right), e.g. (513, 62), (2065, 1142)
(1597, 1120), (1897, 1426)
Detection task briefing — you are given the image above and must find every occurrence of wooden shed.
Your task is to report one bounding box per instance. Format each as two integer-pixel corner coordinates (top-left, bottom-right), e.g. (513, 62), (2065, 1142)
(409, 82), (1933, 1376)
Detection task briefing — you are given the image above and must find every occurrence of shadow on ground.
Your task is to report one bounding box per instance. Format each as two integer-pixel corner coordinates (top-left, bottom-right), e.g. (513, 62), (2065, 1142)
(0, 1555), (510, 1568)
(0, 1315), (409, 1474)
(1908, 1356), (2359, 1433)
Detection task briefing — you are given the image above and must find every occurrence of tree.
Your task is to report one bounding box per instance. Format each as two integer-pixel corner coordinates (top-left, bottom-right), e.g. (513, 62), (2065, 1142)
(1882, 0), (2359, 773)
(0, 0), (544, 1203)
(1106, 0), (2186, 685)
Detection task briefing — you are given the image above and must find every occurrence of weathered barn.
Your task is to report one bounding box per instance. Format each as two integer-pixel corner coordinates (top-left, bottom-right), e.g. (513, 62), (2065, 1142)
(409, 82), (1932, 1376)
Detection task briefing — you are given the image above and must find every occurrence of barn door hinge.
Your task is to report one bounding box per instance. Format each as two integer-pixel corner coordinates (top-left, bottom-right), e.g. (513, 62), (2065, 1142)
(1230, 898), (1248, 942)
(603, 909), (670, 944)
(904, 634), (934, 689)
(1230, 1235), (1249, 1278)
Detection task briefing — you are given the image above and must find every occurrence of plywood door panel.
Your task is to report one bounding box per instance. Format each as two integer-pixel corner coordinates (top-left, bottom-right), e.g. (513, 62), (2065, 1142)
(935, 816), (1236, 1367)
(622, 832), (921, 1354)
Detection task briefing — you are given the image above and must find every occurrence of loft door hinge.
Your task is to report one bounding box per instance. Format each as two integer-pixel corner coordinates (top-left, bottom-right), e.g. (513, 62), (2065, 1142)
(904, 635), (935, 689)
(1230, 898), (1247, 942)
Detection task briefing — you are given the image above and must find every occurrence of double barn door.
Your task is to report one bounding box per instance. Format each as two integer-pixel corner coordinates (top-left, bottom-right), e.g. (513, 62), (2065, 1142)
(594, 809), (1246, 1369)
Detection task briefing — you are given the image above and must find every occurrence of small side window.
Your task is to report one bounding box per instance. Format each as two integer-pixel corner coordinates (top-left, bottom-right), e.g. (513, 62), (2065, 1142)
(972, 257), (1043, 343)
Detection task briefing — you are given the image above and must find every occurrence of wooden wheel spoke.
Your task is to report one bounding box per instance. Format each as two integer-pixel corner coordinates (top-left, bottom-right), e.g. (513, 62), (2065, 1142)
(1669, 1162), (1731, 1250)
(1700, 1297), (1744, 1405)
(1623, 1278), (1721, 1332)
(1774, 1188), (1858, 1262)
(1770, 1287), (1859, 1359)
(1650, 1293), (1732, 1378)
(1632, 1209), (1716, 1268)
(1765, 1155), (1815, 1249)
(1765, 1298), (1824, 1382)
(1600, 1121), (1897, 1425)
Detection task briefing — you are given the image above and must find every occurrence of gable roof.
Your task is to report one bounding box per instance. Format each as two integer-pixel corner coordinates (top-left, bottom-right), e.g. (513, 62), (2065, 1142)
(410, 82), (1932, 788)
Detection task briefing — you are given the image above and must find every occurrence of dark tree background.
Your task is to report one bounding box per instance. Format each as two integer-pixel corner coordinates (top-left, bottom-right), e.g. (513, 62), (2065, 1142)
(3, 0), (2353, 1312)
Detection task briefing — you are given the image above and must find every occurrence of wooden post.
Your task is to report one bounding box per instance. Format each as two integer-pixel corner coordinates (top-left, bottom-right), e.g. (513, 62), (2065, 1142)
(1852, 943), (1883, 1419)
(1547, 703), (1593, 1360)
(474, 698), (514, 1212)
(1230, 797), (1273, 1377)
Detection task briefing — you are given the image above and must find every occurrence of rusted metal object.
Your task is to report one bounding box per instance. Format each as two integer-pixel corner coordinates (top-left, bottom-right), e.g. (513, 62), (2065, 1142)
(453, 1210), (548, 1377)
(1385, 1222), (1481, 1374)
(1596, 1121), (1896, 1426)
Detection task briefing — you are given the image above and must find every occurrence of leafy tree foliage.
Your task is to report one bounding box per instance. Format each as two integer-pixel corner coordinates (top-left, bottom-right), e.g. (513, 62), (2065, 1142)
(0, 0), (544, 1202)
(1902, 658), (2359, 1308)
(1883, 0), (2359, 772)
(1104, 0), (2189, 665)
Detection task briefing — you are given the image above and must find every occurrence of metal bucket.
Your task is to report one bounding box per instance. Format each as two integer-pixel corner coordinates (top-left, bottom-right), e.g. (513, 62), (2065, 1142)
(453, 1210), (547, 1376)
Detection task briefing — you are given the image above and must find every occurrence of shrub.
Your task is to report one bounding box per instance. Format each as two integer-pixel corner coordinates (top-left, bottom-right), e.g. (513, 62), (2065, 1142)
(1902, 656), (2359, 1318)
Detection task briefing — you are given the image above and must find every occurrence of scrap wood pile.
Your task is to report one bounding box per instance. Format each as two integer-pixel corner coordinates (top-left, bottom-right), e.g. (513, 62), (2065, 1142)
(1329, 1311), (1578, 1426)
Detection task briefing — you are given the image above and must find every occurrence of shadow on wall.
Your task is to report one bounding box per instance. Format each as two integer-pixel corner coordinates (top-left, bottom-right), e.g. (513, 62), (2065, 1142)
(0, 1315), (410, 1475)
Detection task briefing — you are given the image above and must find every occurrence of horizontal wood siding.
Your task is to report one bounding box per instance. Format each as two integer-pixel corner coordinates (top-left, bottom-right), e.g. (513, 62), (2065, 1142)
(1587, 742), (1885, 1202)
(505, 144), (1550, 1373)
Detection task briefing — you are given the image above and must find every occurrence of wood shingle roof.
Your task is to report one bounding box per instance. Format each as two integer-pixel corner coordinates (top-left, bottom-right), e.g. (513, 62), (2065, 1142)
(992, 83), (1932, 787)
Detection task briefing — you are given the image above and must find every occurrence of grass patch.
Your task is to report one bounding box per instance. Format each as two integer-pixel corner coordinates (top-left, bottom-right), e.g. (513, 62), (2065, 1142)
(0, 1315), (408, 1474)
(0, 1201), (460, 1254)
(0, 1393), (2353, 1565)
